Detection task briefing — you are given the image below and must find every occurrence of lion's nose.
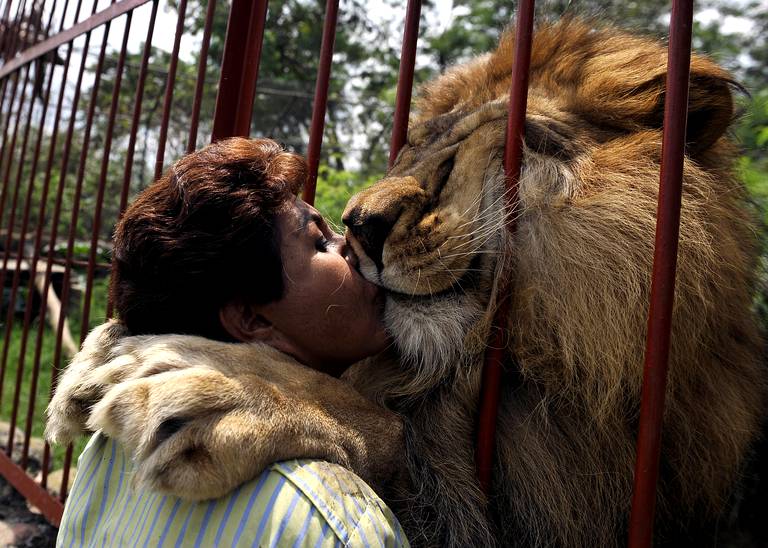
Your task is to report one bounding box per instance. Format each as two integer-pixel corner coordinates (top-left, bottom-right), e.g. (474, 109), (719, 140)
(342, 208), (396, 270)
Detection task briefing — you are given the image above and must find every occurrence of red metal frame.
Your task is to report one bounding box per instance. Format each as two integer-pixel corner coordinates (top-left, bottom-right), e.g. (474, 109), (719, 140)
(106, 0), (158, 318)
(0, 451), (63, 526)
(629, 0), (694, 545)
(0, 0), (151, 79)
(475, 0), (535, 495)
(186, 0), (217, 152)
(153, 0), (187, 179)
(302, 0), (339, 205)
(388, 0), (421, 167)
(0, 0), (166, 523)
(211, 0), (268, 141)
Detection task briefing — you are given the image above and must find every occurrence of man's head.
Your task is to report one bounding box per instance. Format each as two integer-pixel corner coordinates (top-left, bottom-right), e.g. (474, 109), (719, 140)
(111, 137), (388, 373)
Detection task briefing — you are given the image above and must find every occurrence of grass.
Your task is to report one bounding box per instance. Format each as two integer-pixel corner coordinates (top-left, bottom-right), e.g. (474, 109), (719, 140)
(0, 274), (109, 473)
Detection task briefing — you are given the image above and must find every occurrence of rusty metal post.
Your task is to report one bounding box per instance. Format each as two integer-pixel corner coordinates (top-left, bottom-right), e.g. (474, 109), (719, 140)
(628, 0), (694, 545)
(388, 0), (421, 167)
(105, 0), (158, 319)
(211, 0), (268, 141)
(187, 0), (216, 152)
(302, 0), (339, 206)
(153, 0), (187, 179)
(475, 0), (536, 495)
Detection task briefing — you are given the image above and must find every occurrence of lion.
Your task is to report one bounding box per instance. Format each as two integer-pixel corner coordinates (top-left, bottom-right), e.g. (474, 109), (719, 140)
(47, 19), (766, 547)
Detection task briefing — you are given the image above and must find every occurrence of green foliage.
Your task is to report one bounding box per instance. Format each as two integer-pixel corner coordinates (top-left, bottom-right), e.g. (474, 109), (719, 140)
(313, 167), (381, 229)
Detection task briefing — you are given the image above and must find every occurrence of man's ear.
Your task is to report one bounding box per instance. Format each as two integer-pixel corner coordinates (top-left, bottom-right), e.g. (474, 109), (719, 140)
(219, 300), (274, 343)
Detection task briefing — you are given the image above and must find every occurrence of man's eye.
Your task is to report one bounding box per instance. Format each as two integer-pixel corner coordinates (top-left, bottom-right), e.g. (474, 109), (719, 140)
(316, 238), (330, 252)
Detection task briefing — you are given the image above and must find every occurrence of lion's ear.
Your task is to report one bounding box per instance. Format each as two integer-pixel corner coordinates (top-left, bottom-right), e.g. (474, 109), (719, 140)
(641, 66), (736, 154)
(578, 54), (736, 154)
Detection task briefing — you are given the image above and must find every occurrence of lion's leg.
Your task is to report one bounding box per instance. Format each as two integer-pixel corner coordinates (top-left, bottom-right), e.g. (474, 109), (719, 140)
(50, 332), (406, 501)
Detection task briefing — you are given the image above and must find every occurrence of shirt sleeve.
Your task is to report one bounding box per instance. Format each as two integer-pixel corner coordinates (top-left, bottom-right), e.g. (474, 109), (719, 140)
(271, 459), (409, 548)
(344, 497), (409, 548)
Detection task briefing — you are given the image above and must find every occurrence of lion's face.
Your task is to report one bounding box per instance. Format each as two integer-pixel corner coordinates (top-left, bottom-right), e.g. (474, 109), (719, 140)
(343, 20), (743, 390)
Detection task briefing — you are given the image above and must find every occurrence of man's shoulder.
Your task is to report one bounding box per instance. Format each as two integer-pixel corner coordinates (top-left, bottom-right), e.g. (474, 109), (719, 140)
(269, 459), (406, 546)
(61, 434), (407, 547)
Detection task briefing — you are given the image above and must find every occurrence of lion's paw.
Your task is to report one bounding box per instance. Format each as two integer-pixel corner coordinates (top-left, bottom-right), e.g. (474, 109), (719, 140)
(45, 320), (131, 445)
(87, 368), (274, 500)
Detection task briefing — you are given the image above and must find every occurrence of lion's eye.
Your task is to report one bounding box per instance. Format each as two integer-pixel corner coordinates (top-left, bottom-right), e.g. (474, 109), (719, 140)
(316, 238), (330, 252)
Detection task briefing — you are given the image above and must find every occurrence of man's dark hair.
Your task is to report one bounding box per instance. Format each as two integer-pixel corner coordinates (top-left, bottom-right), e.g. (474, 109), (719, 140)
(110, 137), (305, 340)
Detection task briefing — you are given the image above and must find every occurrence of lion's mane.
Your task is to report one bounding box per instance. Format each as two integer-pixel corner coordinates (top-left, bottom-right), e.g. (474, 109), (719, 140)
(345, 19), (766, 547)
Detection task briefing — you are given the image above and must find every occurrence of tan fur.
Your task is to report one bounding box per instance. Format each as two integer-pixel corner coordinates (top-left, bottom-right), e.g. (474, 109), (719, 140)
(47, 20), (765, 547)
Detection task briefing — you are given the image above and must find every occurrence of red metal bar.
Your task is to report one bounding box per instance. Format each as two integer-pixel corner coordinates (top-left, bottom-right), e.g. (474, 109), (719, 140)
(0, 73), (22, 229)
(20, 10), (65, 469)
(105, 0), (157, 319)
(8, 4), (109, 460)
(0, 62), (44, 425)
(0, 67), (33, 407)
(0, 450), (63, 526)
(186, 0), (216, 152)
(78, 9), (130, 341)
(302, 0), (339, 206)
(5, 46), (55, 467)
(0, 72), (22, 238)
(35, 0), (95, 489)
(211, 0), (268, 141)
(0, 0), (151, 78)
(0, 0), (18, 57)
(388, 0), (421, 167)
(153, 0), (186, 179)
(2, 0), (27, 61)
(0, 68), (33, 288)
(628, 1), (694, 545)
(50, 9), (110, 502)
(476, 0), (535, 495)
(0, 0), (60, 362)
(24, 0), (80, 485)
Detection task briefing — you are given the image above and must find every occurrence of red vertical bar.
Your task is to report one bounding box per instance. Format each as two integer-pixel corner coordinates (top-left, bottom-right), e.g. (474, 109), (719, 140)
(153, 0), (186, 179)
(211, 0), (268, 141)
(475, 0), (535, 495)
(0, 0), (60, 366)
(116, 0), (155, 216)
(0, 63), (45, 423)
(388, 0), (421, 168)
(22, 0), (81, 483)
(45, 19), (112, 500)
(0, 67), (33, 407)
(35, 0), (94, 490)
(105, 0), (157, 319)
(2, 0), (27, 59)
(186, 0), (216, 152)
(628, 1), (694, 546)
(302, 0), (338, 206)
(0, 72), (22, 225)
(0, 1), (15, 57)
(19, 53), (63, 473)
(78, 8), (131, 341)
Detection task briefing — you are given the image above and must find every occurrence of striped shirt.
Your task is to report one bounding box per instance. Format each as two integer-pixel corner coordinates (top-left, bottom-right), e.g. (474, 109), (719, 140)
(58, 433), (408, 547)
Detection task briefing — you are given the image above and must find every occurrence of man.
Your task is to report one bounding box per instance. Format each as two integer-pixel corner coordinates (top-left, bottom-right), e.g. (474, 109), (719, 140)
(52, 138), (407, 547)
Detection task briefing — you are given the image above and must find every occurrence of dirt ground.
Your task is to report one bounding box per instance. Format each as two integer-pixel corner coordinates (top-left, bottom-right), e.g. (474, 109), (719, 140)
(0, 478), (57, 548)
